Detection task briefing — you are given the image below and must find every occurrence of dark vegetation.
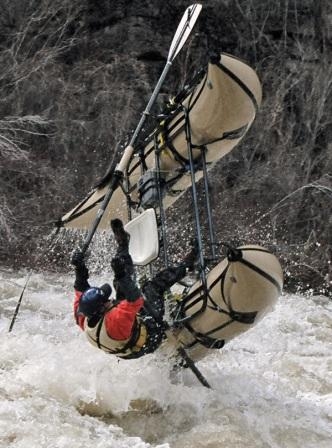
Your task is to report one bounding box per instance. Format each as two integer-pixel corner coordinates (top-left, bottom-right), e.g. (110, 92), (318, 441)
(0, 0), (331, 296)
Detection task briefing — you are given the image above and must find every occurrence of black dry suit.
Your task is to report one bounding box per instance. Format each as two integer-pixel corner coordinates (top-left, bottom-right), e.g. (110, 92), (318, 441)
(112, 238), (187, 359)
(135, 264), (187, 358)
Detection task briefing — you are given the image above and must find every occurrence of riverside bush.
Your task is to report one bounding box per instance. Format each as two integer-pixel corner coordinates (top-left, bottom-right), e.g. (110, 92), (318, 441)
(0, 0), (331, 295)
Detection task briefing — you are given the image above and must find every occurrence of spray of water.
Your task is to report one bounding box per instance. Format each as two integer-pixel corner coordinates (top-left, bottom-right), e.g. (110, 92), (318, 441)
(1, 270), (331, 447)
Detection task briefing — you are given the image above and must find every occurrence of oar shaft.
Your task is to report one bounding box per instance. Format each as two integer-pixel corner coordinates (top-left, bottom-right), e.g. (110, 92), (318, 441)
(81, 5), (202, 252)
(177, 347), (211, 389)
(130, 61), (172, 146)
(143, 299), (211, 388)
(8, 273), (31, 333)
(81, 63), (173, 254)
(82, 171), (122, 253)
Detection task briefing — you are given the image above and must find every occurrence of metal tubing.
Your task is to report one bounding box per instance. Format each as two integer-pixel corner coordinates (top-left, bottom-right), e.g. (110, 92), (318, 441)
(82, 171), (122, 253)
(183, 107), (207, 288)
(154, 137), (169, 267)
(201, 148), (217, 259)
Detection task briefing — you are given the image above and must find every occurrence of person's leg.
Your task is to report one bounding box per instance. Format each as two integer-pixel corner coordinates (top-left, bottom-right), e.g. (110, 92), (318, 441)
(148, 265), (187, 295)
(140, 245), (199, 353)
(111, 219), (134, 277)
(141, 239), (199, 316)
(145, 238), (199, 296)
(142, 265), (186, 320)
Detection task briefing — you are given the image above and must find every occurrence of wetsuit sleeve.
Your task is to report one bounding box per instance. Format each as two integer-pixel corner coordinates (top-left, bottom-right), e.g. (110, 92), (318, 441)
(73, 289), (86, 330)
(74, 264), (90, 292)
(104, 297), (144, 340)
(72, 260), (90, 330)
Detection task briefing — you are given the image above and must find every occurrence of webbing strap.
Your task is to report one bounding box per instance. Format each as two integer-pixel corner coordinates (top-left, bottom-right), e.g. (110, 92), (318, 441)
(87, 317), (146, 356)
(237, 255), (282, 293)
(126, 72), (207, 178)
(176, 247), (281, 349)
(215, 60), (259, 112)
(95, 317), (104, 349)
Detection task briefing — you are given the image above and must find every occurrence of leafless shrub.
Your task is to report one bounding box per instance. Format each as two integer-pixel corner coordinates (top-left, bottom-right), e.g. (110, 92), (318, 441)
(0, 0), (331, 296)
(0, 197), (15, 242)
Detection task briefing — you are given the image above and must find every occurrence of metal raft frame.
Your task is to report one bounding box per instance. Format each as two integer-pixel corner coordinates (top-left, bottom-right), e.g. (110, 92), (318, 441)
(142, 103), (221, 323)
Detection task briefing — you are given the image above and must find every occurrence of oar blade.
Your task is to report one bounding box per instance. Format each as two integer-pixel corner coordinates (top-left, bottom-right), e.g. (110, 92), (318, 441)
(168, 3), (202, 62)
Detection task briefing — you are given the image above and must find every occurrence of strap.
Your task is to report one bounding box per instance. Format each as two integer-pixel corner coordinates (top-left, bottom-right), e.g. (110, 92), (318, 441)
(62, 196), (103, 225)
(215, 60), (259, 112)
(127, 72), (208, 178)
(236, 248), (282, 293)
(95, 317), (104, 349)
(87, 317), (146, 356)
(130, 321), (148, 352)
(174, 256), (259, 349)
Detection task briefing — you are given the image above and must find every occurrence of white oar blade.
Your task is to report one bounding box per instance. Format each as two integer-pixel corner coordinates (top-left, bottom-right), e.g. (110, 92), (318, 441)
(168, 3), (202, 62)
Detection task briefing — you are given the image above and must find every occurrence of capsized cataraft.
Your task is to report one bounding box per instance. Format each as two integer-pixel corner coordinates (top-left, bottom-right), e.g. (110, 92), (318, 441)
(61, 52), (262, 229)
(58, 3), (283, 386)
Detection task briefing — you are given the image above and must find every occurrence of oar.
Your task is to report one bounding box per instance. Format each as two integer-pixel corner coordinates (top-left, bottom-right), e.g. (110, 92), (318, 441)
(81, 3), (202, 254)
(8, 272), (31, 332)
(142, 299), (211, 389)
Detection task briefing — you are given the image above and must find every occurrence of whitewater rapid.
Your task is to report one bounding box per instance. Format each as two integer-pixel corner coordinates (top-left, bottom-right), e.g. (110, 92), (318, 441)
(0, 269), (331, 448)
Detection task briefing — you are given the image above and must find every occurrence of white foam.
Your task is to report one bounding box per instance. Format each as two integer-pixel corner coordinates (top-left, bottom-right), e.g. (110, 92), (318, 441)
(1, 270), (331, 447)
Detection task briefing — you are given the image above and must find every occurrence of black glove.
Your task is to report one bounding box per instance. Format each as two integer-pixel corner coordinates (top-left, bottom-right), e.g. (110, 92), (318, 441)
(71, 249), (85, 267)
(111, 256), (127, 280)
(71, 249), (89, 291)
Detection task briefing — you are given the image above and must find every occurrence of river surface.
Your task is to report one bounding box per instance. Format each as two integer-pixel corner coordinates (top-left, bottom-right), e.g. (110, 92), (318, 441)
(0, 269), (331, 448)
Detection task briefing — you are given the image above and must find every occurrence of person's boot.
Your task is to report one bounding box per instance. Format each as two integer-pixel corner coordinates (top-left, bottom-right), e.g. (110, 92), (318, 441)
(182, 239), (199, 271)
(110, 219), (130, 249)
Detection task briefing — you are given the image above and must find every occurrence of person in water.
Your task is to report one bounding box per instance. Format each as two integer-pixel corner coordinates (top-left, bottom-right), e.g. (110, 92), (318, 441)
(71, 219), (198, 359)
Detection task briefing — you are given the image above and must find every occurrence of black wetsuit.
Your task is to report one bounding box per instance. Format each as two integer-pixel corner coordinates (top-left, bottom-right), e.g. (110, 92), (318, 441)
(114, 243), (186, 358)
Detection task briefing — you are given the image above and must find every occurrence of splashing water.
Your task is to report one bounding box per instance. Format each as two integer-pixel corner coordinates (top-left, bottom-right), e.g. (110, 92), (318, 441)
(0, 269), (331, 448)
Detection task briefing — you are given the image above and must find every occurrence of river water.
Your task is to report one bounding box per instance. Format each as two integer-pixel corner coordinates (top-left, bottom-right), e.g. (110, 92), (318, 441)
(0, 269), (331, 448)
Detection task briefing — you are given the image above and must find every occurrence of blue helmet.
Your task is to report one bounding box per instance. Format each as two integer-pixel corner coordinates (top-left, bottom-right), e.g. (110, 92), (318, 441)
(78, 283), (112, 318)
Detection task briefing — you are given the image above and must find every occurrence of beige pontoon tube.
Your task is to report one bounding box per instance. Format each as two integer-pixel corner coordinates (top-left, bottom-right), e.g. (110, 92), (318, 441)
(165, 245), (283, 362)
(60, 52), (262, 229)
